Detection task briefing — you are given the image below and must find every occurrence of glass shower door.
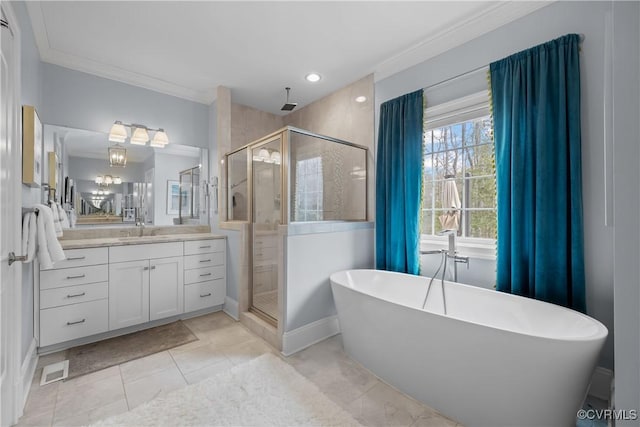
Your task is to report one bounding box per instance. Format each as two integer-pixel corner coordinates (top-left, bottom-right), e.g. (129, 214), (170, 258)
(251, 136), (282, 324)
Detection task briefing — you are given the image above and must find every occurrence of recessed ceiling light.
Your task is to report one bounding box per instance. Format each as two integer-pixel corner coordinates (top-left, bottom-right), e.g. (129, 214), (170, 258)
(355, 96), (367, 103)
(305, 73), (321, 83)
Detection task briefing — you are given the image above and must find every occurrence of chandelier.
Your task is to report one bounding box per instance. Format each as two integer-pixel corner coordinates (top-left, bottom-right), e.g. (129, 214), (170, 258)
(109, 121), (169, 148)
(108, 144), (127, 167)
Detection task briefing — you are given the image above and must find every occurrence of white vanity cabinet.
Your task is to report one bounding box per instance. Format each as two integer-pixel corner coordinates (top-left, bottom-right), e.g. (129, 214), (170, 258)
(183, 239), (226, 312)
(38, 236), (226, 349)
(108, 259), (150, 330)
(149, 256), (184, 321)
(39, 248), (109, 347)
(109, 242), (183, 329)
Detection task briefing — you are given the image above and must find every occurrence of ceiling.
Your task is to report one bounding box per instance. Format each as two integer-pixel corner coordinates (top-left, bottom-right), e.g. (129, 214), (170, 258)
(27, 1), (549, 115)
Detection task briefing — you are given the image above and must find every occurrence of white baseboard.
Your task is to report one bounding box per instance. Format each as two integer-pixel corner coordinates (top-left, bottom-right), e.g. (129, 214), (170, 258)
(282, 315), (340, 356)
(20, 339), (38, 410)
(589, 366), (613, 402)
(223, 297), (239, 320)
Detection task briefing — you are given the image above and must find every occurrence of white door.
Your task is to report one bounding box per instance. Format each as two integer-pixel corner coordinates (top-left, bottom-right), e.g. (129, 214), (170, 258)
(1, 6), (22, 425)
(108, 260), (149, 329)
(149, 256), (183, 321)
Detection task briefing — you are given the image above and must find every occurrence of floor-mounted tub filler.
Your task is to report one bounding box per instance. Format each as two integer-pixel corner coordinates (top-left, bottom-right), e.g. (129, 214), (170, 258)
(330, 269), (608, 427)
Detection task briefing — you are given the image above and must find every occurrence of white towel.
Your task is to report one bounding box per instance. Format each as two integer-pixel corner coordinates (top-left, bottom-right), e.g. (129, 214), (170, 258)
(21, 212), (37, 263)
(50, 202), (63, 237)
(34, 204), (66, 269)
(69, 208), (77, 228)
(57, 204), (70, 229)
(439, 178), (461, 231)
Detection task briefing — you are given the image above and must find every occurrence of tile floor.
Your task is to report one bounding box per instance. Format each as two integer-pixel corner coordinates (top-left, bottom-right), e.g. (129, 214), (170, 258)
(17, 311), (460, 427)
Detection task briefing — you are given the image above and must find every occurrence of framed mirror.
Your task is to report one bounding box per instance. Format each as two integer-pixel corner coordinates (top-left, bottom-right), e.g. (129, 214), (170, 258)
(43, 124), (209, 227)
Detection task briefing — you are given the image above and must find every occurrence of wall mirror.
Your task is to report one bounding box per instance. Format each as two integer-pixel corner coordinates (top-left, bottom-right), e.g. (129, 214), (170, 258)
(43, 124), (209, 227)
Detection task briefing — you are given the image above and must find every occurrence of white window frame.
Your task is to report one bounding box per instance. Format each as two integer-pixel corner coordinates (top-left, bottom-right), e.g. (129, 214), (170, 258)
(294, 156), (323, 221)
(421, 90), (496, 260)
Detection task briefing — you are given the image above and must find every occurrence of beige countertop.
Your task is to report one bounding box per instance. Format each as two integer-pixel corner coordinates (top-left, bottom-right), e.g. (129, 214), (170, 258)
(60, 233), (226, 250)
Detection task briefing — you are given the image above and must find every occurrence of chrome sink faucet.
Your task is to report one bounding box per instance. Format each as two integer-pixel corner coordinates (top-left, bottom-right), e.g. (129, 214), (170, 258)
(135, 214), (146, 236)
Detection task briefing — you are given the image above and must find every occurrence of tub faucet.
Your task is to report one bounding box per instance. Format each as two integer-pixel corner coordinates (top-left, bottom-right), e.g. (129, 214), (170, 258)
(437, 229), (457, 257)
(436, 229), (469, 282)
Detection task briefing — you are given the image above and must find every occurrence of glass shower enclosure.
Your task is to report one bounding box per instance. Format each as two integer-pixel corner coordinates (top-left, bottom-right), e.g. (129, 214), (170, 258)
(224, 127), (368, 325)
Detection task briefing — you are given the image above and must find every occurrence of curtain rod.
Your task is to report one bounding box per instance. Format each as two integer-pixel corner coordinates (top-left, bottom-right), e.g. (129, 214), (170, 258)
(423, 34), (585, 93)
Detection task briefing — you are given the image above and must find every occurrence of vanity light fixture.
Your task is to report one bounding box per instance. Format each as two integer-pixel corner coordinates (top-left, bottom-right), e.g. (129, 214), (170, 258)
(150, 129), (169, 147)
(95, 175), (121, 186)
(108, 121), (169, 147)
(253, 148), (281, 165)
(130, 127), (149, 145)
(270, 151), (281, 165)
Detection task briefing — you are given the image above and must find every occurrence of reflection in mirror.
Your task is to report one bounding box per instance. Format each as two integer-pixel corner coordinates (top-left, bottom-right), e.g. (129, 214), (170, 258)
(289, 131), (366, 221)
(227, 148), (248, 221)
(44, 124), (209, 227)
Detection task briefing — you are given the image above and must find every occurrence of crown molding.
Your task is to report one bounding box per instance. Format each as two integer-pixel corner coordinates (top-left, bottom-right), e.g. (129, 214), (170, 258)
(25, 2), (216, 105)
(373, 1), (554, 82)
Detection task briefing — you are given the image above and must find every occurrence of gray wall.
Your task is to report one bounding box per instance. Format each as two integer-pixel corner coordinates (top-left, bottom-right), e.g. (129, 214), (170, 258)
(41, 63), (209, 148)
(12, 0), (42, 361)
(376, 1), (616, 371)
(612, 1), (640, 421)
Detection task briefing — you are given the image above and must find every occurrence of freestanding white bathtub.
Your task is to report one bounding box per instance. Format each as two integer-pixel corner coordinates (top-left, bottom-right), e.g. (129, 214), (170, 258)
(330, 269), (607, 427)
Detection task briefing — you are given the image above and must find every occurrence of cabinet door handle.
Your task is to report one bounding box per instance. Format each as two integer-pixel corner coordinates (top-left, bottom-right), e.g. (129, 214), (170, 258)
(151, 266), (156, 270)
(199, 259), (211, 263)
(66, 256), (86, 261)
(67, 292), (86, 298)
(200, 293), (212, 298)
(199, 273), (212, 277)
(143, 266), (149, 271)
(66, 274), (86, 279)
(199, 245), (211, 249)
(66, 319), (86, 326)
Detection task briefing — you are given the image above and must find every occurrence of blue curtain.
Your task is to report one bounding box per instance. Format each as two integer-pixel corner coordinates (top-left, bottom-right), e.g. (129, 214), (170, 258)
(376, 90), (423, 274)
(490, 34), (586, 311)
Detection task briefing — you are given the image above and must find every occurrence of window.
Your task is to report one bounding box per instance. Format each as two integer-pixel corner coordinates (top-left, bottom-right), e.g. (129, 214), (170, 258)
(421, 92), (496, 254)
(294, 157), (323, 221)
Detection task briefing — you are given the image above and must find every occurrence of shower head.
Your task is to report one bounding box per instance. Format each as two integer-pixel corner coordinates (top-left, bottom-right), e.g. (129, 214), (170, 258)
(281, 87), (297, 111)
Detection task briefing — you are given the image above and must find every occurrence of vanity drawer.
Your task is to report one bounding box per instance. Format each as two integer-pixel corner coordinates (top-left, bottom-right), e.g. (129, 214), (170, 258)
(40, 282), (108, 309)
(184, 279), (225, 312)
(184, 239), (225, 255)
(43, 247), (108, 270)
(40, 265), (108, 290)
(184, 265), (225, 284)
(109, 242), (183, 263)
(40, 299), (109, 347)
(254, 246), (277, 262)
(184, 252), (224, 270)
(254, 235), (277, 250)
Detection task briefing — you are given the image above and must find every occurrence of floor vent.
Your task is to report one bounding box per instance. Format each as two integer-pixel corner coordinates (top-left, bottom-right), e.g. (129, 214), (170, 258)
(40, 360), (69, 386)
